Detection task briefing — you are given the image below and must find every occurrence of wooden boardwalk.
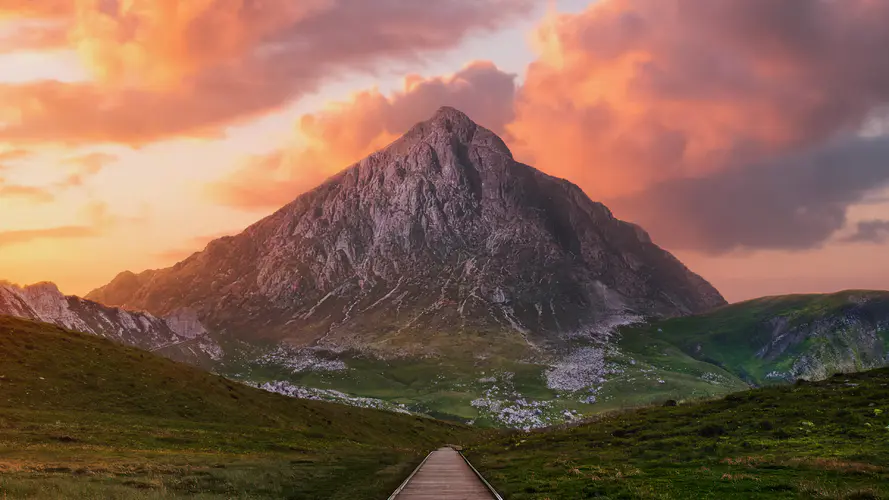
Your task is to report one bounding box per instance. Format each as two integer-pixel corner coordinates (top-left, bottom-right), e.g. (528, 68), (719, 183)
(389, 447), (502, 500)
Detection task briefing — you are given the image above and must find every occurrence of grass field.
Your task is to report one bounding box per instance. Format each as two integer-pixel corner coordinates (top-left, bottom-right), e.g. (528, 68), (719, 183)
(0, 316), (483, 499)
(246, 354), (558, 419)
(215, 327), (586, 426)
(466, 367), (889, 499)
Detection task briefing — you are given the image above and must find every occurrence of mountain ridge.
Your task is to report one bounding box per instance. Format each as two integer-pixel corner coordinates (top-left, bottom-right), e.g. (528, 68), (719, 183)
(0, 280), (220, 364)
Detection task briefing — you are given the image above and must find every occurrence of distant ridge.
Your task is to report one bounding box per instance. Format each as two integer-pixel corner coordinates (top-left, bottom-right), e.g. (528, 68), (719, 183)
(0, 281), (220, 365)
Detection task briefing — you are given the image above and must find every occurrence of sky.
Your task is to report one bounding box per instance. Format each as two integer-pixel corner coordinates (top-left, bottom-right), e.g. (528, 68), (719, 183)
(1, 0), (888, 303)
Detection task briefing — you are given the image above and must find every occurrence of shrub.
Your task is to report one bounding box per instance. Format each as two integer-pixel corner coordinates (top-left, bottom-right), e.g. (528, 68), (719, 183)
(698, 424), (725, 438)
(773, 428), (792, 439)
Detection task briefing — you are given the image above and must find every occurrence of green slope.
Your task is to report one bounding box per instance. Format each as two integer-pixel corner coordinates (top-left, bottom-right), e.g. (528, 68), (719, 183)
(0, 316), (482, 499)
(617, 290), (889, 386)
(467, 367), (889, 499)
(596, 331), (750, 410)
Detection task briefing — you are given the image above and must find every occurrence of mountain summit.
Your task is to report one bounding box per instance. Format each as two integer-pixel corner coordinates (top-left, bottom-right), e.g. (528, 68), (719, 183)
(88, 107), (725, 356)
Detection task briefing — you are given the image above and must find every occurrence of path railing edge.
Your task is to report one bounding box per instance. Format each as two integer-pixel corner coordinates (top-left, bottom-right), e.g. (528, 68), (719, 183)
(387, 450), (434, 500)
(458, 450), (505, 500)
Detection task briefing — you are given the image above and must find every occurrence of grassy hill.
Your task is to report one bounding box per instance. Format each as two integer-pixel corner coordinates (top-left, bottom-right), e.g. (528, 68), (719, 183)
(466, 366), (889, 499)
(0, 316), (482, 499)
(617, 290), (889, 387)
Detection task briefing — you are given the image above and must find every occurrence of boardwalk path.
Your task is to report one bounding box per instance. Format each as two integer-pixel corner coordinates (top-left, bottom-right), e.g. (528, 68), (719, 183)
(389, 447), (502, 499)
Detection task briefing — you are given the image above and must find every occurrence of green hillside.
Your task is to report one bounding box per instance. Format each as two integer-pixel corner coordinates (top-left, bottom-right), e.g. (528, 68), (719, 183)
(618, 290), (889, 387)
(0, 316), (482, 499)
(467, 366), (889, 499)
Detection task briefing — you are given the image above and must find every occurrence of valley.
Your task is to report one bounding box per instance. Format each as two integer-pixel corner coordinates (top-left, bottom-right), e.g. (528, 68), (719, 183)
(205, 290), (888, 428)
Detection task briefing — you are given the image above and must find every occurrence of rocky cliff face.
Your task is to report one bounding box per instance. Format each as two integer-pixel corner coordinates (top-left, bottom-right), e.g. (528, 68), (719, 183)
(88, 107), (725, 356)
(0, 281), (220, 363)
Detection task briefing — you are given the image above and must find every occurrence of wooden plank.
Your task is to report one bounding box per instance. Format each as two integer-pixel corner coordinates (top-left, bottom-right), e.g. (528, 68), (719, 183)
(392, 447), (497, 499)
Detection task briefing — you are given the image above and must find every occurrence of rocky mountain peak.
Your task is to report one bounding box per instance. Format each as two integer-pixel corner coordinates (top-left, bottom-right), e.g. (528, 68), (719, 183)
(88, 107), (726, 356)
(88, 270), (145, 310)
(377, 105), (513, 164)
(23, 281), (62, 292)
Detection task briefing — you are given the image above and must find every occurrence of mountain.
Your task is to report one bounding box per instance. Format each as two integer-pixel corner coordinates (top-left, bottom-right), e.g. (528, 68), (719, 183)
(0, 315), (477, 499)
(88, 107), (724, 357)
(0, 281), (220, 365)
(616, 290), (889, 386)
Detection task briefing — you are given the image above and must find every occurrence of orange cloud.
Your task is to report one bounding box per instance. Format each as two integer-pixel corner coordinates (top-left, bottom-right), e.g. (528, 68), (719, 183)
(0, 200), (112, 247)
(0, 20), (68, 53)
(0, 225), (98, 246)
(0, 1), (71, 19)
(68, 0), (327, 87)
(0, 149), (109, 209)
(0, 79), (282, 144)
(0, 0), (532, 145)
(209, 61), (517, 210)
(0, 151), (111, 200)
(61, 152), (115, 186)
(0, 148), (31, 162)
(0, 180), (54, 203)
(509, 0), (889, 201)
